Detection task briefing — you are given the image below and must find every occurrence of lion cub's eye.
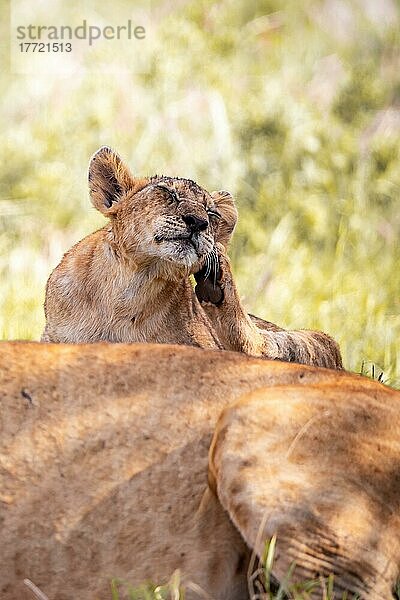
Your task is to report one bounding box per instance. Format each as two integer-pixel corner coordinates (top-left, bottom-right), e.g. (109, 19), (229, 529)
(156, 184), (180, 205)
(207, 209), (221, 221)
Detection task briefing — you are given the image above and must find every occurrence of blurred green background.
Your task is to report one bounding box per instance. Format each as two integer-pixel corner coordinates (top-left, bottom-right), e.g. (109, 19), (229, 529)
(1, 0), (399, 386)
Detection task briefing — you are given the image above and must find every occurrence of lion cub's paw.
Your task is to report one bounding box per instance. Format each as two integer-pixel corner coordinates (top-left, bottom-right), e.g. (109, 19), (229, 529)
(194, 268), (224, 305)
(194, 243), (231, 305)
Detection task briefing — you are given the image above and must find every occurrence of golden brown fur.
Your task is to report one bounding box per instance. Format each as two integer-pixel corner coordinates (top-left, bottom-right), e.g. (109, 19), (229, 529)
(42, 147), (342, 369)
(1, 342), (397, 599)
(209, 383), (400, 599)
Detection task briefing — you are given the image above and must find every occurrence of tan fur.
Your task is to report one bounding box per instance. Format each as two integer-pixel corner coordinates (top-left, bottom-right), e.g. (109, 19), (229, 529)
(42, 147), (342, 370)
(210, 383), (400, 599)
(1, 342), (368, 600)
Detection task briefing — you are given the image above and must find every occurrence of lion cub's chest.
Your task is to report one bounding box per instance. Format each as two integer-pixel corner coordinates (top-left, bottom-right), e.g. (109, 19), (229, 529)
(108, 280), (200, 345)
(107, 304), (170, 344)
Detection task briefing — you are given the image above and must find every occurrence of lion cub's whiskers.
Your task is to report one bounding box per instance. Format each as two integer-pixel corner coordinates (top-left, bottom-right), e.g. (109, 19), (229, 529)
(204, 254), (212, 281)
(203, 247), (220, 289)
(211, 247), (219, 289)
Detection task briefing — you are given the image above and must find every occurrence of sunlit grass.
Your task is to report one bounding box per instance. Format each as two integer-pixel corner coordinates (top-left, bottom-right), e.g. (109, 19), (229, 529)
(1, 0), (399, 386)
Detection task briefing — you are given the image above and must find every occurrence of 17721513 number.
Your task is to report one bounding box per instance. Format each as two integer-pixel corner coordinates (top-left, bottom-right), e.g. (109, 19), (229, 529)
(19, 42), (72, 52)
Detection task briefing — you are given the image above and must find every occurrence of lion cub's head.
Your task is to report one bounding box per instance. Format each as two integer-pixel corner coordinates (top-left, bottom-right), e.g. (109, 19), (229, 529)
(88, 146), (237, 275)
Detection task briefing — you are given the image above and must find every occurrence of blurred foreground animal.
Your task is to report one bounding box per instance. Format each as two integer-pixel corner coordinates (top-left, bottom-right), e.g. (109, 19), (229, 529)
(1, 342), (399, 599)
(42, 147), (342, 369)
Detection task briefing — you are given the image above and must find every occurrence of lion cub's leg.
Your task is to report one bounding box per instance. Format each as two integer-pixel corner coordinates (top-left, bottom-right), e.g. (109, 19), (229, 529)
(195, 245), (280, 358)
(195, 245), (343, 369)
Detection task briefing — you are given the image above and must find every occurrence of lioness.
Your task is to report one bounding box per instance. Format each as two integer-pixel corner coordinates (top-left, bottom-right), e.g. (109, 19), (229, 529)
(42, 147), (342, 369)
(1, 342), (398, 599)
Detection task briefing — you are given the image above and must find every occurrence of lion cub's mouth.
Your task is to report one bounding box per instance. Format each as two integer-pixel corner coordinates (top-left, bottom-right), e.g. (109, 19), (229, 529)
(154, 234), (199, 252)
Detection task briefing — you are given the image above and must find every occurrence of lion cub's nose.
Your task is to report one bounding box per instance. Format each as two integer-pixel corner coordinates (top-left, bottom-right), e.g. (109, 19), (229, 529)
(182, 214), (208, 232)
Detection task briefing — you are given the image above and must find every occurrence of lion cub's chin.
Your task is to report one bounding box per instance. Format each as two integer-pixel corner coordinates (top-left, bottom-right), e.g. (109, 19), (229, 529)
(158, 241), (206, 272)
(160, 254), (205, 279)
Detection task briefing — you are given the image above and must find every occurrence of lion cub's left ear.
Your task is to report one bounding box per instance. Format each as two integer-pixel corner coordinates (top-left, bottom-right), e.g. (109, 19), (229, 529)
(88, 146), (147, 216)
(211, 190), (238, 248)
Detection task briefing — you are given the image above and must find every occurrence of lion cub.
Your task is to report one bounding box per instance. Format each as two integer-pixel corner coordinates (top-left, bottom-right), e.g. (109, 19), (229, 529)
(42, 146), (235, 348)
(42, 146), (342, 370)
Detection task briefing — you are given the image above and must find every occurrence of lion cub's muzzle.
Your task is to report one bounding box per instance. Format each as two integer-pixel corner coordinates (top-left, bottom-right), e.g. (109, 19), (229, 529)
(154, 211), (213, 261)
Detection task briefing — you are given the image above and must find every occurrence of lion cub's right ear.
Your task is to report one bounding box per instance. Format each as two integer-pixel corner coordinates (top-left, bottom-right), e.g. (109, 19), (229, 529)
(211, 190), (238, 248)
(88, 146), (147, 216)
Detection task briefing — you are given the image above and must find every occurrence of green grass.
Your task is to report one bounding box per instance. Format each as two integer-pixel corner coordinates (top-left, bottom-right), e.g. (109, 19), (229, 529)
(1, 0), (399, 386)
(249, 536), (360, 600)
(110, 571), (186, 600)
(107, 536), (400, 600)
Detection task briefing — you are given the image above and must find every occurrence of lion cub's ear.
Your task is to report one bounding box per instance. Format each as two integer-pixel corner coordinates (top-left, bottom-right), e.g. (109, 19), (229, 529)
(211, 190), (238, 248)
(88, 147), (146, 216)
